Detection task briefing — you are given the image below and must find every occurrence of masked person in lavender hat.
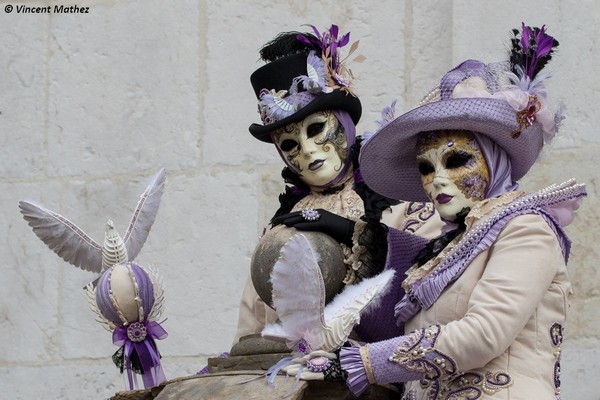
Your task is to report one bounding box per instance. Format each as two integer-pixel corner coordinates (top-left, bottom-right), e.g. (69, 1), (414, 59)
(233, 24), (440, 356)
(339, 23), (586, 399)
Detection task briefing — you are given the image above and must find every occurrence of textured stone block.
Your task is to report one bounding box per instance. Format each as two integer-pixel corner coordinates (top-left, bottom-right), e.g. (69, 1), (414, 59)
(109, 371), (401, 400)
(46, 0), (201, 177)
(0, 14), (48, 179)
(2, 1), (600, 399)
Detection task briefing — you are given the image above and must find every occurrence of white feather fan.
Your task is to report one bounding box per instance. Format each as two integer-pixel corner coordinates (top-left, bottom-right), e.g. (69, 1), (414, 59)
(262, 233), (395, 354)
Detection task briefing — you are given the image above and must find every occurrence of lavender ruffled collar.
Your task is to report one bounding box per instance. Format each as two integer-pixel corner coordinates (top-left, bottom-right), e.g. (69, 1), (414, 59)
(394, 179), (586, 324)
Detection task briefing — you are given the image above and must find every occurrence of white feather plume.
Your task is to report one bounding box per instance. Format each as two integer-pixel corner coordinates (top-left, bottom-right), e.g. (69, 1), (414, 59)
(84, 282), (115, 332)
(19, 168), (166, 273)
(262, 234), (395, 353)
(147, 265), (166, 322)
(262, 233), (327, 345)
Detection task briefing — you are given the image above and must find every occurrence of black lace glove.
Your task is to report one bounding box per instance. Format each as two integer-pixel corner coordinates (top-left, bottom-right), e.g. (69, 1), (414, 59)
(272, 208), (356, 247)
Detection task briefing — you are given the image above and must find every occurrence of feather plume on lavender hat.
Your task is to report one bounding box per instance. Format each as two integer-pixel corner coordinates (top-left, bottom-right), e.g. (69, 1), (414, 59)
(359, 22), (563, 202)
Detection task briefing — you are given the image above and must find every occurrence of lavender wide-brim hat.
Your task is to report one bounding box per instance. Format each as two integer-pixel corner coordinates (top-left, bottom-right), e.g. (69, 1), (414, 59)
(359, 58), (557, 202)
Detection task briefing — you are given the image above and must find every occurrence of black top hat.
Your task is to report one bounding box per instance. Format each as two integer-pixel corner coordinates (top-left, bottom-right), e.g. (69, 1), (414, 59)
(248, 29), (362, 143)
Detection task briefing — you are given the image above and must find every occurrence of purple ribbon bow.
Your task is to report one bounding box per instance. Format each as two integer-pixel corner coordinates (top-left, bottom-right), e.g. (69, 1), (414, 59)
(113, 320), (168, 390)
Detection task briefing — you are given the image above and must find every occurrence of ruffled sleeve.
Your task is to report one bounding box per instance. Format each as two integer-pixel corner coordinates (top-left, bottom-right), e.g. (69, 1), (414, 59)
(340, 336), (423, 397)
(340, 346), (370, 397)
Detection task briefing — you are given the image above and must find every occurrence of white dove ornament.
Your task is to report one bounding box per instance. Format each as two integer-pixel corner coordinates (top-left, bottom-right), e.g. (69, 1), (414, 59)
(261, 233), (395, 381)
(18, 168), (166, 277)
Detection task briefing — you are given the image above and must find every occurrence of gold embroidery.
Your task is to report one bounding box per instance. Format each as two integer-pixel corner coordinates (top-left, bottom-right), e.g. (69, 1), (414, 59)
(344, 219), (368, 285)
(464, 191), (523, 228)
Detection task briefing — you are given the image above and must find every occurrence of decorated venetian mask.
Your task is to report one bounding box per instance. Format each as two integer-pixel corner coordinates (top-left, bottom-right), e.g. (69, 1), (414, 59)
(271, 111), (348, 188)
(416, 130), (490, 221)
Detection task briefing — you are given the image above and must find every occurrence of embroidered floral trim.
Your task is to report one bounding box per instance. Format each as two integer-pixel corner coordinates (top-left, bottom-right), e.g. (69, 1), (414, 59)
(402, 231), (462, 291)
(292, 176), (363, 219)
(342, 245), (358, 284)
(389, 325), (458, 382)
(442, 371), (512, 399)
(410, 370), (512, 400)
(390, 327), (513, 400)
(550, 322), (563, 398)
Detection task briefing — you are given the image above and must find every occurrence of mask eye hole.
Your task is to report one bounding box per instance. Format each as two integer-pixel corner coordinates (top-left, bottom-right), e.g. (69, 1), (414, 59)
(280, 139), (298, 152)
(307, 122), (325, 138)
(418, 161), (435, 175)
(445, 151), (472, 169)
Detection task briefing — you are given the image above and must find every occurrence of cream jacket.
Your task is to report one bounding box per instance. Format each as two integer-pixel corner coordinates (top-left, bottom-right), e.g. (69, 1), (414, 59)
(401, 212), (570, 400)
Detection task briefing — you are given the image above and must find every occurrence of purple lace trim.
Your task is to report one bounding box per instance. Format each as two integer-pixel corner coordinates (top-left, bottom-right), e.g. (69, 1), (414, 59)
(395, 181), (586, 323)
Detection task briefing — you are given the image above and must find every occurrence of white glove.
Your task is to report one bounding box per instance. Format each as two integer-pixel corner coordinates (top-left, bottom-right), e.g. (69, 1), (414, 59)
(281, 350), (343, 381)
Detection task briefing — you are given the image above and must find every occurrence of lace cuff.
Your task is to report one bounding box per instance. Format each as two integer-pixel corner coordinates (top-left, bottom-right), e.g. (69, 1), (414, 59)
(340, 336), (424, 397)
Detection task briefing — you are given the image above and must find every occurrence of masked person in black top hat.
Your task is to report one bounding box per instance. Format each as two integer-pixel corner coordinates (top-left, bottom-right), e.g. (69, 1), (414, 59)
(232, 25), (441, 355)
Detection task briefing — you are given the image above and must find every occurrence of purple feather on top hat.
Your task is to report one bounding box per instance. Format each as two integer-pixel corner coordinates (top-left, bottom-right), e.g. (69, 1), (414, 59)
(359, 23), (561, 202)
(249, 24), (363, 142)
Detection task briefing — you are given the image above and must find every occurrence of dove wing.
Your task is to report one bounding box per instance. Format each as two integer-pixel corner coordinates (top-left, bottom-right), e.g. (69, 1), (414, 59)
(123, 168), (166, 261)
(18, 200), (103, 272)
(262, 234), (328, 344)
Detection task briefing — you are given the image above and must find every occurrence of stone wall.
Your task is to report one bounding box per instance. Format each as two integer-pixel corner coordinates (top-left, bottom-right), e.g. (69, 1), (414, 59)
(1, 1), (598, 398)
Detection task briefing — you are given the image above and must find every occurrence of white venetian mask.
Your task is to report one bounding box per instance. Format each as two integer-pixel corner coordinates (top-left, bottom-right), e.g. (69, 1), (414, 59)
(416, 130), (490, 221)
(272, 111), (348, 188)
